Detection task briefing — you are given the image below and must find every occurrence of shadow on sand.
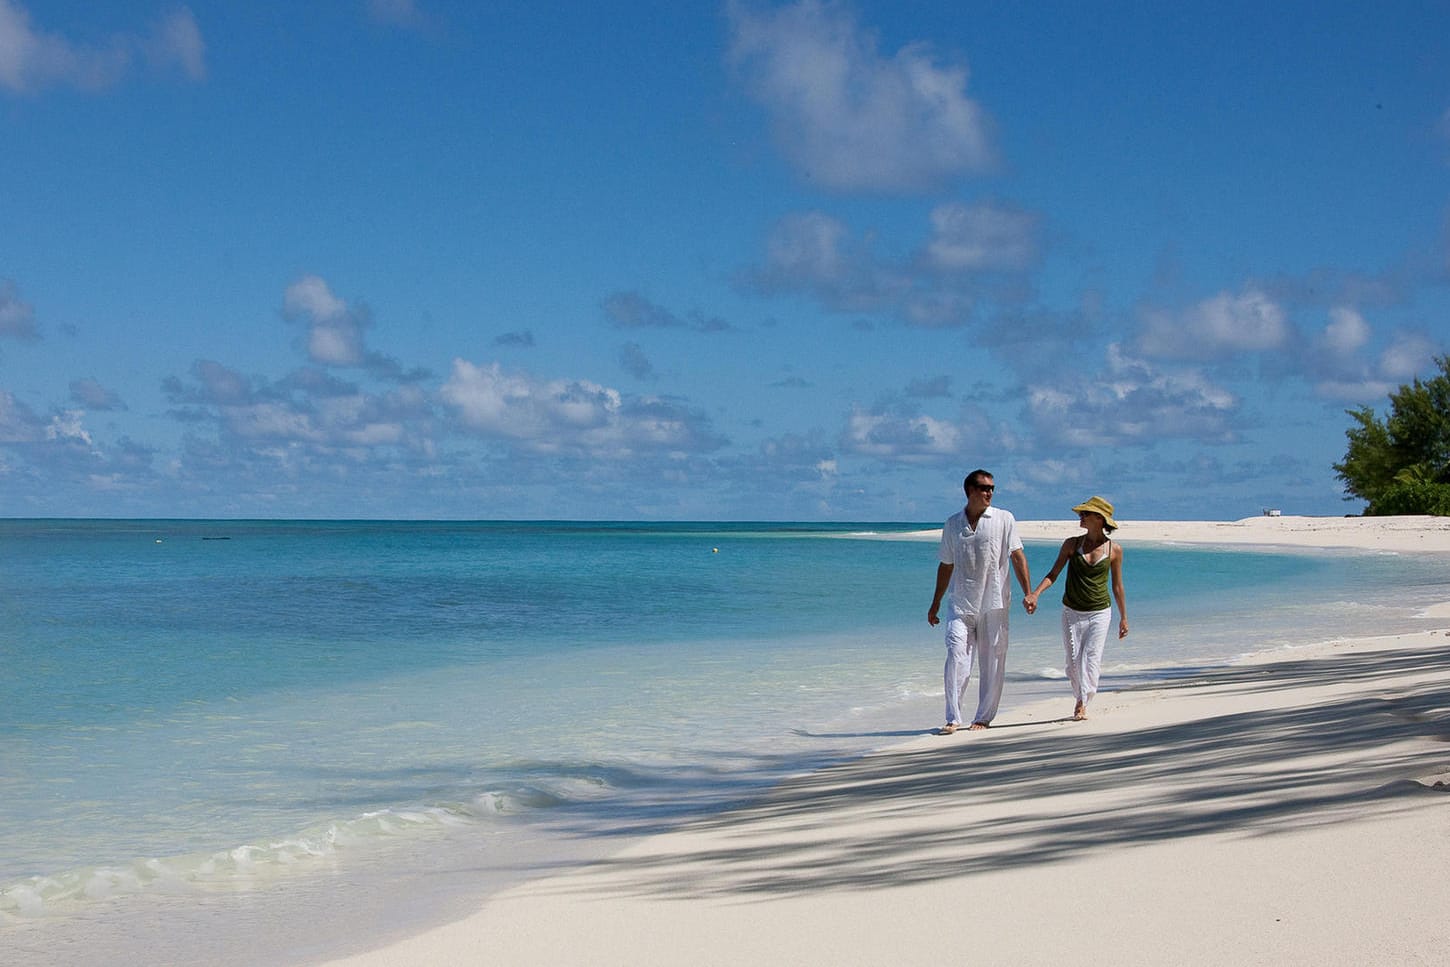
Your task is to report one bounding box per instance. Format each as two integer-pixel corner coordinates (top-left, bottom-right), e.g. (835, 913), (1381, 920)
(526, 641), (1450, 900)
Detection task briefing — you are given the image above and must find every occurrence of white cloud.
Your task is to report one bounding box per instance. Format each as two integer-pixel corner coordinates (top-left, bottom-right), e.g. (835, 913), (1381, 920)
(744, 200), (1043, 328)
(727, 0), (994, 192)
(1027, 344), (1239, 447)
(44, 410), (93, 446)
(282, 275), (397, 372)
(1305, 308), (1438, 401)
(162, 358), (428, 455)
(1376, 331), (1436, 381)
(762, 211), (850, 282)
(440, 359), (724, 456)
(1322, 305), (1369, 354)
(746, 210), (970, 326)
(1137, 288), (1289, 360)
(0, 1), (205, 94)
(146, 8), (204, 81)
(841, 405), (961, 460)
(926, 201), (1038, 272)
(284, 274), (348, 322)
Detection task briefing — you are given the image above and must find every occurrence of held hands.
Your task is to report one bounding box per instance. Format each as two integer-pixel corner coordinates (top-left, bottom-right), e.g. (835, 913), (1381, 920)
(1022, 591), (1038, 615)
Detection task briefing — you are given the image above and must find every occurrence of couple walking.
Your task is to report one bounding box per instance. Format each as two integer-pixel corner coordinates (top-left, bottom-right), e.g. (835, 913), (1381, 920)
(927, 469), (1128, 733)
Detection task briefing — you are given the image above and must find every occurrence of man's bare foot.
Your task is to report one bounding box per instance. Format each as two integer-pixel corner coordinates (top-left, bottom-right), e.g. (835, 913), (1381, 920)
(967, 721), (989, 731)
(1072, 701), (1087, 721)
(938, 723), (958, 735)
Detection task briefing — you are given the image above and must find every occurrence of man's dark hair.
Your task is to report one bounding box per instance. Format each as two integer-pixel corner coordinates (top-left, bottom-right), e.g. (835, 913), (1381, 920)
(963, 469), (994, 494)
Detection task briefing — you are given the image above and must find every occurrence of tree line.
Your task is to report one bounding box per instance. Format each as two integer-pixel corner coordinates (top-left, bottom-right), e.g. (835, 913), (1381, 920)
(1335, 355), (1450, 516)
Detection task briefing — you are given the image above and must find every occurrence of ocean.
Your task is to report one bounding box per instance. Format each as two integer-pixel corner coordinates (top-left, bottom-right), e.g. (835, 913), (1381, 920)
(2, 519), (1447, 965)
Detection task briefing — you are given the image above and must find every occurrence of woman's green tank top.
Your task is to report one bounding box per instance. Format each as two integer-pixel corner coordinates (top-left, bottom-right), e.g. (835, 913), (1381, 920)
(1062, 540), (1111, 612)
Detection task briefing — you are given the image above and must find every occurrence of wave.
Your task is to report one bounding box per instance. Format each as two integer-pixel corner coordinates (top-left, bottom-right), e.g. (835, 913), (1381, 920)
(0, 767), (652, 920)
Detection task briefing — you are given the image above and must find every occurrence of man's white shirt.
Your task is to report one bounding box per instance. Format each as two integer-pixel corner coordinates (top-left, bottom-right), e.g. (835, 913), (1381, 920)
(938, 506), (1023, 618)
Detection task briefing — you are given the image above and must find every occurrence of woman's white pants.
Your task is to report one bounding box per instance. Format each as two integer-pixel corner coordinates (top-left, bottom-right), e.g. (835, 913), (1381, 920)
(1062, 605), (1111, 703)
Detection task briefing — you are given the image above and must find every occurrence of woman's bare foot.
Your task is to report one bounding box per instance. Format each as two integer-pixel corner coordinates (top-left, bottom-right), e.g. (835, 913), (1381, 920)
(1072, 701), (1087, 721)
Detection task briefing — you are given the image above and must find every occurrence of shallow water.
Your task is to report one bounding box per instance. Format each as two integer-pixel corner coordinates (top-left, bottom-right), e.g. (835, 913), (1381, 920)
(2, 519), (1445, 965)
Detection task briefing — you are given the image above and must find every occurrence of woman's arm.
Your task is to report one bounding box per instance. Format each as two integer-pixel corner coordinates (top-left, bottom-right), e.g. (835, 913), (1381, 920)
(1111, 543), (1128, 638)
(1023, 538), (1074, 612)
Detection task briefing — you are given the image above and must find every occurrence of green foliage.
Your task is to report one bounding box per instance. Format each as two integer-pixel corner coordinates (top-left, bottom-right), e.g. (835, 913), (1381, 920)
(1334, 355), (1450, 516)
(1371, 481), (1450, 517)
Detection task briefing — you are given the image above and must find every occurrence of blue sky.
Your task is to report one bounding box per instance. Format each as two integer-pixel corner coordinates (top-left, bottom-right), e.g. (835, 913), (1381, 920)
(2, 0), (1448, 521)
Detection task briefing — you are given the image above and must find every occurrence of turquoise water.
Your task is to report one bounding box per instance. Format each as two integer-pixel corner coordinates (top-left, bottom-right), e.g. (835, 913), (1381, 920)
(2, 519), (1446, 964)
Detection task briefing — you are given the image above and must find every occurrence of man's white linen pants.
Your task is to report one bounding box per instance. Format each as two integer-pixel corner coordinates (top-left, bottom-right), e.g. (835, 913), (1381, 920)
(943, 608), (1009, 726)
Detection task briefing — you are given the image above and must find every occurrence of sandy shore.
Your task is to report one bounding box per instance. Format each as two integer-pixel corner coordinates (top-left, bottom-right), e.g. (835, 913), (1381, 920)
(896, 513), (1450, 554)
(323, 517), (1450, 967)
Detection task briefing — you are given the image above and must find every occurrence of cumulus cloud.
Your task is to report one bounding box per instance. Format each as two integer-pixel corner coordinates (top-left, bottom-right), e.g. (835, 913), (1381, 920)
(1137, 288), (1289, 360)
(1321, 305), (1370, 355)
(0, 387), (157, 500)
(163, 359), (259, 406)
(841, 404), (962, 460)
(714, 429), (842, 514)
(281, 274), (415, 378)
(1311, 325), (1438, 401)
(727, 0), (994, 192)
(745, 210), (929, 319)
(163, 358), (432, 457)
(0, 279), (38, 340)
(925, 201), (1039, 273)
(0, 1), (205, 94)
(743, 201), (1042, 327)
(1026, 344), (1239, 448)
(440, 359), (726, 457)
(1290, 305), (1441, 401)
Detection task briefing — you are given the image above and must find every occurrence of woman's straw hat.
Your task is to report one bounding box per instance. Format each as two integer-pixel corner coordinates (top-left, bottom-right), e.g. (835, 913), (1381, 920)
(1072, 495), (1118, 530)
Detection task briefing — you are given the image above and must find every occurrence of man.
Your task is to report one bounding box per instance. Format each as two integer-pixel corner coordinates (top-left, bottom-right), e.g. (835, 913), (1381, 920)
(927, 469), (1034, 734)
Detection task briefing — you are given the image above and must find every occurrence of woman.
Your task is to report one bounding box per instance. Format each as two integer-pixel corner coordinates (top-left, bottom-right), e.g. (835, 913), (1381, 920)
(1023, 496), (1128, 720)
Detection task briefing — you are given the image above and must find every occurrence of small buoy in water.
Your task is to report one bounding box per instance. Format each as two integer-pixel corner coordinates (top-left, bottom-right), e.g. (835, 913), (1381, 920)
(155, 539), (163, 544)
(712, 547), (719, 553)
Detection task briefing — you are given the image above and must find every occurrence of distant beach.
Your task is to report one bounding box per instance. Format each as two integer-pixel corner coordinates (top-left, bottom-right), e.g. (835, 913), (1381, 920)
(891, 512), (1450, 553)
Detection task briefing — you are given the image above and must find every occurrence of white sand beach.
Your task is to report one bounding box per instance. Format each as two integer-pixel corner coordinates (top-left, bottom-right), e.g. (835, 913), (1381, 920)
(1020, 513), (1450, 553)
(890, 513), (1450, 554)
(320, 516), (1450, 967)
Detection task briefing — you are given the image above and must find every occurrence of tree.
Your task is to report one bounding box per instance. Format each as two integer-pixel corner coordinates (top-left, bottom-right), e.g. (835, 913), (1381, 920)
(1334, 355), (1450, 516)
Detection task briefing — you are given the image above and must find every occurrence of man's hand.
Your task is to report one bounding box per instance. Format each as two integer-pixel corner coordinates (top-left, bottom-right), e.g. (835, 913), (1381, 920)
(1022, 592), (1038, 615)
(928, 604), (941, 626)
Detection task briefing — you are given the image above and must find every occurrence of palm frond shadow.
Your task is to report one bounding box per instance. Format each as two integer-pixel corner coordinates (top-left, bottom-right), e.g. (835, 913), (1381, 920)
(532, 643), (1450, 900)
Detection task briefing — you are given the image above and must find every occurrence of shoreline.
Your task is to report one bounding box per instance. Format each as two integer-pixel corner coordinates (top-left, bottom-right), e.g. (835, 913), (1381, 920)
(322, 627), (1450, 966)
(887, 513), (1450, 554)
(318, 516), (1450, 966)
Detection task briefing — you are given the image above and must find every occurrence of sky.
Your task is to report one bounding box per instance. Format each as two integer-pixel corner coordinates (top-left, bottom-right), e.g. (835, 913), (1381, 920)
(2, 0), (1449, 522)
